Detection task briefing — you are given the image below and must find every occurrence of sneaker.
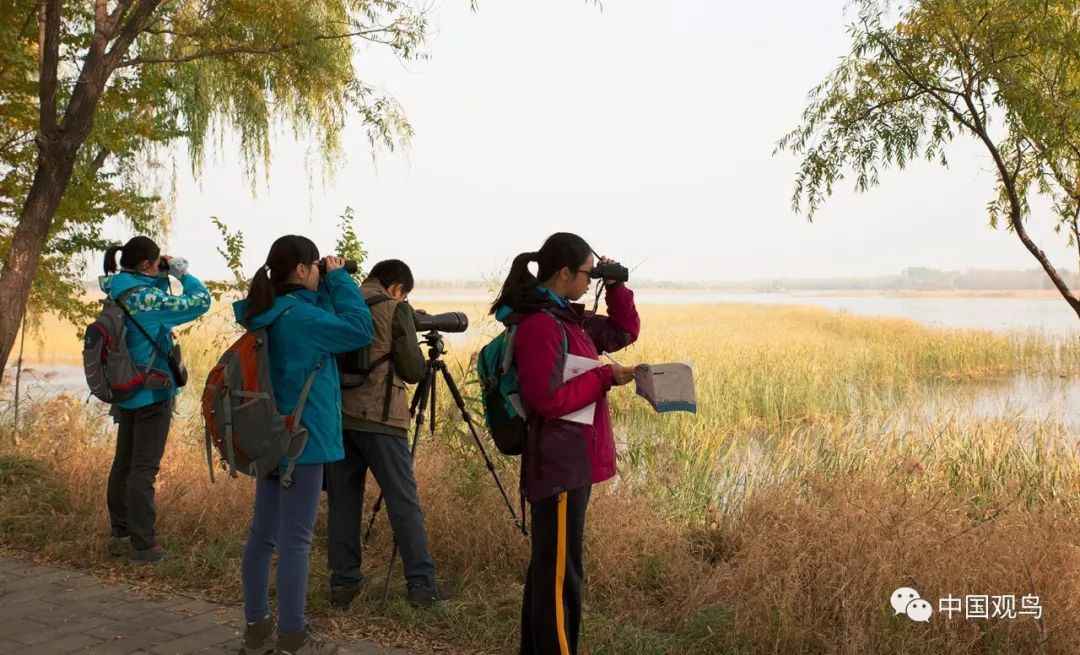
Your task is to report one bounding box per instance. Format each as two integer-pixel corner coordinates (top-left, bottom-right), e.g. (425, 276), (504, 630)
(237, 616), (274, 655)
(129, 544), (167, 564)
(406, 582), (453, 608)
(275, 625), (339, 655)
(107, 536), (130, 557)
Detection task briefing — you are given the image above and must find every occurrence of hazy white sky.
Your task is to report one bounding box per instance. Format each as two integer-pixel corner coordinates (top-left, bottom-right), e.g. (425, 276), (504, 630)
(130, 0), (1076, 283)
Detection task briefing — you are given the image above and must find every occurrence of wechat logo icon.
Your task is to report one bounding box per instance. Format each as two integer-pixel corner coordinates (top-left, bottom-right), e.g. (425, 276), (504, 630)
(892, 587), (933, 623)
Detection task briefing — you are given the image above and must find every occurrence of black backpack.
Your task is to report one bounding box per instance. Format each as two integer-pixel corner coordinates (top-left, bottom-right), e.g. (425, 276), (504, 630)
(337, 294), (393, 389)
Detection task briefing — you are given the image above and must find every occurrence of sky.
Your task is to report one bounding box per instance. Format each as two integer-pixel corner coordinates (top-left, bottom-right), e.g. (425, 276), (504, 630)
(121, 0), (1077, 284)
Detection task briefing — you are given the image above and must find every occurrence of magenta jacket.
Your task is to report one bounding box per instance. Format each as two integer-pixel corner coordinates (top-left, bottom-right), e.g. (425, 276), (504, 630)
(511, 283), (641, 502)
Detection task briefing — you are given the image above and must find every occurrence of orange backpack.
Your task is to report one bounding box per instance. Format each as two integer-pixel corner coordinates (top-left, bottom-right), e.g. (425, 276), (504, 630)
(202, 325), (321, 488)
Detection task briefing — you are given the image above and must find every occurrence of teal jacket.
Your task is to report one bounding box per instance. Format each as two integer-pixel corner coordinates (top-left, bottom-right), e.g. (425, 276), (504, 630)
(232, 268), (374, 466)
(100, 270), (212, 410)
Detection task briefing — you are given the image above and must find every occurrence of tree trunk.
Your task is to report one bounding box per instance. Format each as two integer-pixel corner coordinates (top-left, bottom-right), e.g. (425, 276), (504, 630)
(0, 145), (79, 384)
(1009, 211), (1080, 320)
(0, 0), (123, 383)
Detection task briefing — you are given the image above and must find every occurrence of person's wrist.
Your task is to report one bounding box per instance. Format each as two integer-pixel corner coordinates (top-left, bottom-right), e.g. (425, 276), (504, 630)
(600, 364), (616, 389)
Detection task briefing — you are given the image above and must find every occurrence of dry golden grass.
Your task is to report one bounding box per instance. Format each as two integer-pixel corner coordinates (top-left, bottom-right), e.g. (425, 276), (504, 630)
(2, 302), (1079, 653)
(5, 395), (1080, 654)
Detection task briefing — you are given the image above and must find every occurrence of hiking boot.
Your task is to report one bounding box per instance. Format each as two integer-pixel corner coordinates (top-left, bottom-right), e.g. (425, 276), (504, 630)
(107, 535), (130, 557)
(130, 544), (167, 564)
(238, 616), (274, 655)
(329, 583), (364, 610)
(406, 582), (453, 608)
(275, 625), (339, 655)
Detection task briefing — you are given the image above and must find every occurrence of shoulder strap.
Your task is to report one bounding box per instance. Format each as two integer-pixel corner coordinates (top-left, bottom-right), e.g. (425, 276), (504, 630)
(290, 356), (323, 429)
(114, 286), (170, 360)
(503, 310), (568, 374)
(364, 292), (398, 422)
(542, 309), (569, 355)
(278, 356), (324, 488)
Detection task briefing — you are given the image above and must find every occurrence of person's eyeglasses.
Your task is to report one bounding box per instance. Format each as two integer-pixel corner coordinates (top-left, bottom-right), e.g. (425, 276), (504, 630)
(575, 268), (594, 277)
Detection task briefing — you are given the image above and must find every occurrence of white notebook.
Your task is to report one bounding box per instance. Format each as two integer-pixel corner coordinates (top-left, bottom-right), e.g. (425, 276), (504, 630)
(559, 353), (601, 424)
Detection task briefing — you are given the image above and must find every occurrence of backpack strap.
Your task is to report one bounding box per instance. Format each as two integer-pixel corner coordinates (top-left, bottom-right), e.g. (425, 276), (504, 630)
(115, 285), (172, 365)
(382, 358), (395, 422)
(204, 424), (217, 484)
(278, 357), (323, 488)
(541, 309), (570, 358)
(221, 386), (238, 478)
(366, 293), (398, 423)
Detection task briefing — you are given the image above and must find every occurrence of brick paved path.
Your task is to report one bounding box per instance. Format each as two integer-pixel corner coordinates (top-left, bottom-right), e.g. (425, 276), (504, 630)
(0, 556), (407, 654)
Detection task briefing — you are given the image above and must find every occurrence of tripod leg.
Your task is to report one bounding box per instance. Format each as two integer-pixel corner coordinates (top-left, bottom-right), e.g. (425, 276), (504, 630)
(364, 363), (434, 545)
(427, 368), (437, 441)
(381, 539), (398, 607)
(435, 362), (523, 532)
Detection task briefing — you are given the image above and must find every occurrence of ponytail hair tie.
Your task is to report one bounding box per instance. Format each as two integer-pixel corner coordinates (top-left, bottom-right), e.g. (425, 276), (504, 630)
(263, 264), (271, 273)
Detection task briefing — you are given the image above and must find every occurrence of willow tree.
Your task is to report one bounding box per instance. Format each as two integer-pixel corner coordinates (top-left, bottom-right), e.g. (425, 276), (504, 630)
(0, 0), (424, 381)
(778, 0), (1080, 318)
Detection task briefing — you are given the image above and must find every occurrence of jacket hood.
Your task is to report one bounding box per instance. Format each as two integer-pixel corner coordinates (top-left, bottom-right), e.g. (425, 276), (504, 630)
(99, 270), (159, 298)
(360, 278), (390, 297)
(233, 290), (313, 329)
(494, 285), (568, 324)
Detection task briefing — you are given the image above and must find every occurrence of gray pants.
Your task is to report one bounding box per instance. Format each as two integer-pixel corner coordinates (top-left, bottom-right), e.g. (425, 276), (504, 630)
(327, 429), (436, 589)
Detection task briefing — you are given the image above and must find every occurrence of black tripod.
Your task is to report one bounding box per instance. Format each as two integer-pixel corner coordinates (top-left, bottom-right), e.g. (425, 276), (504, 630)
(362, 329), (521, 604)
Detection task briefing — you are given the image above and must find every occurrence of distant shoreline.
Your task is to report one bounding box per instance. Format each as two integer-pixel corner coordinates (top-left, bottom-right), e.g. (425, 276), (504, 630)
(412, 288), (1067, 300)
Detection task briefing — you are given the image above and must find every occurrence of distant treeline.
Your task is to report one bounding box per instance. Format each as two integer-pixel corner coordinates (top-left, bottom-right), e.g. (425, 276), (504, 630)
(412, 268), (1080, 293)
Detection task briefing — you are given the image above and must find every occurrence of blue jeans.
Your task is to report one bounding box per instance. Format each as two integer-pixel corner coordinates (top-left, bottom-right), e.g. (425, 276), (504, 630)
(241, 464), (323, 633)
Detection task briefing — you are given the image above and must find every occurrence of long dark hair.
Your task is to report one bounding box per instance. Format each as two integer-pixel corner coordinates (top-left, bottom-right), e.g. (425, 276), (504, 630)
(490, 232), (593, 314)
(244, 235), (320, 322)
(103, 236), (160, 275)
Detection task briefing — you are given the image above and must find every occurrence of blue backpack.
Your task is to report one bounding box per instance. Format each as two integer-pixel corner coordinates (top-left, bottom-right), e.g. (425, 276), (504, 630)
(477, 311), (567, 456)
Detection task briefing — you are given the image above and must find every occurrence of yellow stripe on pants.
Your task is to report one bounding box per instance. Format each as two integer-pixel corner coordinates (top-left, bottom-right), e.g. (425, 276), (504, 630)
(554, 492), (570, 655)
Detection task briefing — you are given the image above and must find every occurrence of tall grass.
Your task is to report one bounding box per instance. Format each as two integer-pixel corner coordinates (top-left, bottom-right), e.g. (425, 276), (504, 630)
(2, 302), (1078, 654)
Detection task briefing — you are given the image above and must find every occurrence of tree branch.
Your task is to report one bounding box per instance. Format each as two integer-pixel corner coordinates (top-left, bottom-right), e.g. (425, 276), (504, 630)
(1071, 206), (1080, 288)
(104, 0), (166, 73)
(869, 16), (1080, 316)
(859, 17), (982, 136)
(89, 148), (109, 173)
(37, 0), (61, 136)
(94, 0), (106, 33)
(0, 131), (35, 156)
(854, 91), (927, 124)
(118, 27), (394, 67)
(959, 89), (1080, 314)
(105, 0), (135, 35)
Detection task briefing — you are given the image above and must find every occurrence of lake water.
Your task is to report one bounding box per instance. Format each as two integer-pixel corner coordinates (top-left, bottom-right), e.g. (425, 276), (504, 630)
(4, 294), (1078, 429)
(420, 291), (1080, 336)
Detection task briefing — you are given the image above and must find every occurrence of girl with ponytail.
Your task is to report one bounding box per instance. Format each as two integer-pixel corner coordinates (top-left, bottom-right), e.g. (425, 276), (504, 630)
(233, 235), (373, 655)
(98, 236), (211, 564)
(490, 232), (641, 655)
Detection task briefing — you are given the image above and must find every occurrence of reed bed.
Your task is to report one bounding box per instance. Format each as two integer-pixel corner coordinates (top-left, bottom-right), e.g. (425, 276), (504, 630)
(2, 302), (1078, 654)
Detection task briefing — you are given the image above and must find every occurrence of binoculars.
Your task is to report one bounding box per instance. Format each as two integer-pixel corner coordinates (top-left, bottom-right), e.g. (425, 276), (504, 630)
(590, 262), (629, 283)
(317, 259), (359, 275)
